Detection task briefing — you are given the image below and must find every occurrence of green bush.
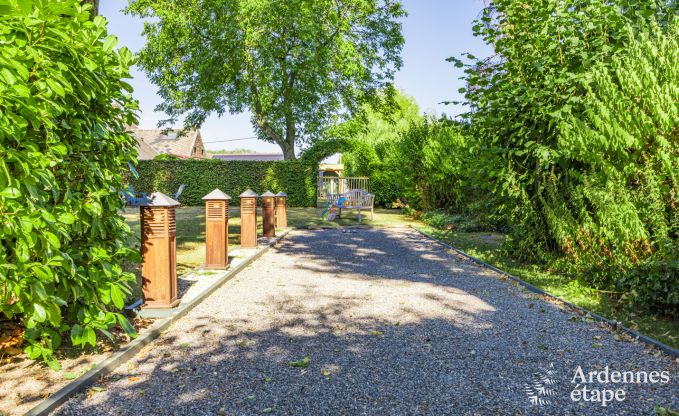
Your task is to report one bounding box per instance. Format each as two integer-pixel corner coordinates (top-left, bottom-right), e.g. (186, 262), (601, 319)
(130, 159), (317, 206)
(368, 166), (401, 207)
(455, 1), (678, 312)
(0, 1), (138, 368)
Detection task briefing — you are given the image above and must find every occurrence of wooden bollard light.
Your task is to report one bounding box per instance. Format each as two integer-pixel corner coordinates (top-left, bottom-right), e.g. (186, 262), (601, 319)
(261, 191), (276, 238)
(203, 189), (232, 269)
(239, 189), (259, 248)
(275, 191), (287, 229)
(140, 192), (180, 308)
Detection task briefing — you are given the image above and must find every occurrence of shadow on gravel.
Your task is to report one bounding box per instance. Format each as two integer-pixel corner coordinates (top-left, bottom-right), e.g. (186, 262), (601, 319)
(57, 228), (679, 416)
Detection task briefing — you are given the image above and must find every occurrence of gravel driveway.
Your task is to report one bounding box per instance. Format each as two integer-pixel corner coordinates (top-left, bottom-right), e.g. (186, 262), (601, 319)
(56, 228), (678, 415)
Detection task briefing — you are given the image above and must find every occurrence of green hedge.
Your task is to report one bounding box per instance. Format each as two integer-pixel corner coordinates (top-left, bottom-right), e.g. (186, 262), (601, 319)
(129, 159), (317, 206)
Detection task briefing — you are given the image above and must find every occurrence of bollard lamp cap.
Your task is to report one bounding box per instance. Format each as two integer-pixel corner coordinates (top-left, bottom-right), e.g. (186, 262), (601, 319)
(202, 189), (232, 200)
(275, 191), (287, 197)
(260, 191), (275, 197)
(239, 188), (259, 198)
(141, 192), (180, 207)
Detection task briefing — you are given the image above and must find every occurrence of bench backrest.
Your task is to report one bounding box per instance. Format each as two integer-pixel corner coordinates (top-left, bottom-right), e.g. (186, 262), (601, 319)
(327, 189), (374, 208)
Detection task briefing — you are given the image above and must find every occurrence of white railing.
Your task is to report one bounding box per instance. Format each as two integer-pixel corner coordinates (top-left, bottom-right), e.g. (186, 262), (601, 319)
(317, 176), (369, 199)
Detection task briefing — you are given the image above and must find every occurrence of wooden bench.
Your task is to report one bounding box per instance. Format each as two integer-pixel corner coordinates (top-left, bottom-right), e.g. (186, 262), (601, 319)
(327, 189), (375, 223)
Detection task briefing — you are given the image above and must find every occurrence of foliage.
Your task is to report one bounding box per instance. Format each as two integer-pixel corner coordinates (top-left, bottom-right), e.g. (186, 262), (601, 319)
(420, 210), (496, 233)
(342, 91), (421, 176)
(127, 0), (406, 159)
(130, 160), (317, 206)
(0, 0), (138, 368)
(452, 0), (678, 312)
(153, 154), (181, 160)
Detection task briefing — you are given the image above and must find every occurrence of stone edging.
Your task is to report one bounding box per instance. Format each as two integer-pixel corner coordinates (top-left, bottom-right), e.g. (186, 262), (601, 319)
(25, 229), (293, 416)
(410, 226), (679, 358)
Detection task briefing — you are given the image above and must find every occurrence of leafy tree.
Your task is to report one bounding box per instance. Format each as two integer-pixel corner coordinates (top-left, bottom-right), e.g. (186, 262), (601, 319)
(342, 90), (421, 176)
(0, 0), (138, 367)
(127, 0), (406, 160)
(451, 0), (678, 310)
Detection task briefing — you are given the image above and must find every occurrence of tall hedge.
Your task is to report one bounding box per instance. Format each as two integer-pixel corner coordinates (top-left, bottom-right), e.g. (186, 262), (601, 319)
(130, 159), (317, 206)
(0, 1), (138, 367)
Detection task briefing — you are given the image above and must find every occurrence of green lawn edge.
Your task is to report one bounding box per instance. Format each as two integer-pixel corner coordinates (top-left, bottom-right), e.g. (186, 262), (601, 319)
(415, 225), (679, 350)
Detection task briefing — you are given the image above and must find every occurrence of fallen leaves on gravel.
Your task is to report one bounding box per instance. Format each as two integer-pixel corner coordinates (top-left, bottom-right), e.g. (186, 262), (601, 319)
(287, 356), (310, 368)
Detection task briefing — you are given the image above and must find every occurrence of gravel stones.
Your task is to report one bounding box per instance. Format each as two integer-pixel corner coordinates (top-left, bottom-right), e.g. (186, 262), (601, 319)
(56, 227), (678, 415)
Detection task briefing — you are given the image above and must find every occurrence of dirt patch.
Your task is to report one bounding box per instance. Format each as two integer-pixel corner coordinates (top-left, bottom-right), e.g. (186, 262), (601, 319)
(0, 318), (154, 416)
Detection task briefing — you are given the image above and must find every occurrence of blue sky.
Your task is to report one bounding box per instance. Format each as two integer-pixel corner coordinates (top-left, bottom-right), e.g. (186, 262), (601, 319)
(101, 0), (492, 153)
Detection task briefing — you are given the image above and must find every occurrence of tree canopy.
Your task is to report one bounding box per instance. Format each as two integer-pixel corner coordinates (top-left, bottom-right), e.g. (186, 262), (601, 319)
(127, 0), (406, 159)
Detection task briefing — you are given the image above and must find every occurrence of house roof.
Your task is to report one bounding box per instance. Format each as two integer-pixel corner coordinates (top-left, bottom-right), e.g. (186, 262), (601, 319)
(211, 153), (284, 161)
(130, 128), (200, 158)
(134, 133), (160, 160)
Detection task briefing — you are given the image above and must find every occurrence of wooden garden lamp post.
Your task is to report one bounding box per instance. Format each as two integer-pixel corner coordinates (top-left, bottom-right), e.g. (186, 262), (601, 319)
(261, 191), (276, 238)
(140, 192), (180, 308)
(275, 191), (287, 229)
(203, 189), (232, 269)
(239, 189), (259, 248)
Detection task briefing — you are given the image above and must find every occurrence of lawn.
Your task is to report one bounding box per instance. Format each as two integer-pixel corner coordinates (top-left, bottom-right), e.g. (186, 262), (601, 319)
(415, 225), (679, 350)
(123, 206), (417, 276)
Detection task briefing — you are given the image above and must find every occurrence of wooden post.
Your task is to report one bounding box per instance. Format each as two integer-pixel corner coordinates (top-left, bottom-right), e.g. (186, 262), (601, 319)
(203, 189), (231, 269)
(275, 191), (287, 229)
(261, 191), (275, 237)
(140, 192), (180, 309)
(239, 189), (258, 248)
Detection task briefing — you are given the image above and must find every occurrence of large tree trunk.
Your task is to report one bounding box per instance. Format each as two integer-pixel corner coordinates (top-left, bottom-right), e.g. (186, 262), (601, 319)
(280, 139), (296, 160)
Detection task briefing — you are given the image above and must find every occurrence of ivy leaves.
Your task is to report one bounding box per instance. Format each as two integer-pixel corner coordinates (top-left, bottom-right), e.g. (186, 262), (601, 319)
(0, 0), (140, 368)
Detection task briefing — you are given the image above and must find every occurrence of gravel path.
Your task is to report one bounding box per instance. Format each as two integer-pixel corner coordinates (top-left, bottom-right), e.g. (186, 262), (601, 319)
(56, 228), (678, 415)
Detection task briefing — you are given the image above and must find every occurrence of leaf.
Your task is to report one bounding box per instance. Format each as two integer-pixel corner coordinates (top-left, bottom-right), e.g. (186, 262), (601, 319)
(0, 187), (21, 199)
(33, 303), (47, 322)
(31, 281), (48, 298)
(102, 35), (118, 52)
(1, 68), (16, 85)
(25, 344), (42, 360)
(57, 212), (76, 224)
(287, 356), (310, 368)
(84, 327), (96, 347)
(117, 315), (137, 336)
(44, 232), (61, 249)
(70, 324), (84, 345)
(45, 78), (65, 97)
(110, 284), (125, 309)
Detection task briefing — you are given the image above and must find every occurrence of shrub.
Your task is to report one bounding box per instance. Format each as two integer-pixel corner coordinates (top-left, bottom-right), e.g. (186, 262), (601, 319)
(130, 159), (317, 206)
(0, 1), (139, 367)
(456, 1), (678, 311)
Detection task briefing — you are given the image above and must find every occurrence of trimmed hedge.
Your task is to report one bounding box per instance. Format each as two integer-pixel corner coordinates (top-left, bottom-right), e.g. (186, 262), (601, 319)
(129, 159), (317, 206)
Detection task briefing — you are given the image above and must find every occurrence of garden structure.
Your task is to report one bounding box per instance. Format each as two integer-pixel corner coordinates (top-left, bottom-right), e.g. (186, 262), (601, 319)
(239, 189), (259, 249)
(140, 192), (180, 308)
(203, 189), (232, 269)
